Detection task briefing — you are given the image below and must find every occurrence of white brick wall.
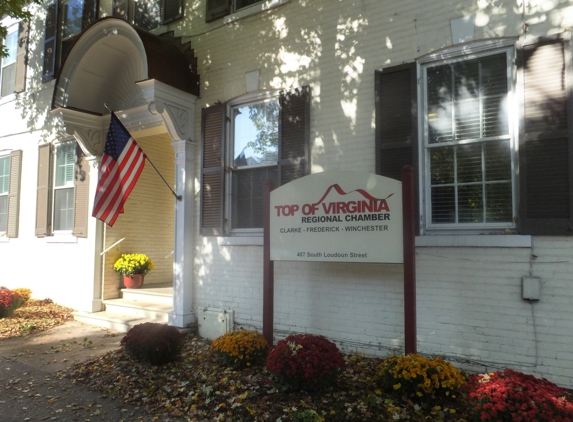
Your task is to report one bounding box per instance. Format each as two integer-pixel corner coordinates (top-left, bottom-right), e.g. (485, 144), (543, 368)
(2, 0), (573, 389)
(181, 0), (573, 388)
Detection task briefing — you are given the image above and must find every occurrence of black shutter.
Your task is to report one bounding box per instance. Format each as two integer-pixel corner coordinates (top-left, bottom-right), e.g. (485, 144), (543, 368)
(205, 0), (230, 22)
(42, 2), (58, 82)
(278, 86), (310, 186)
(518, 37), (573, 234)
(375, 63), (419, 233)
(201, 104), (226, 235)
(162, 0), (183, 23)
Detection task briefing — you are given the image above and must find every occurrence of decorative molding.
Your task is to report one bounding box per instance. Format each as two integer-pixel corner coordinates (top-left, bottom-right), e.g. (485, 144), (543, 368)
(50, 108), (107, 157)
(137, 79), (197, 141)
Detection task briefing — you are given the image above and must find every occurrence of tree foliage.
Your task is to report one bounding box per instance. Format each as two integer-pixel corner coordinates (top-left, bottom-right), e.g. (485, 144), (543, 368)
(1, 0), (35, 58)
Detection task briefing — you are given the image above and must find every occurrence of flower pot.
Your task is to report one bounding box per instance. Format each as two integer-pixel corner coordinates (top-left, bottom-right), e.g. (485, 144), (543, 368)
(123, 274), (145, 289)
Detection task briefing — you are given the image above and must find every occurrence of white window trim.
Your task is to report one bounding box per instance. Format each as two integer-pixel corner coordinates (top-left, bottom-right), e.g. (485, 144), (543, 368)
(45, 233), (78, 243)
(225, 90), (280, 235)
(417, 40), (519, 235)
(224, 0), (289, 24)
(416, 234), (531, 248)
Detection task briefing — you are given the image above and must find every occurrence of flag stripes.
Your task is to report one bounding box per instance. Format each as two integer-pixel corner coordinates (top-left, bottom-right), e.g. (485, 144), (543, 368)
(92, 113), (146, 227)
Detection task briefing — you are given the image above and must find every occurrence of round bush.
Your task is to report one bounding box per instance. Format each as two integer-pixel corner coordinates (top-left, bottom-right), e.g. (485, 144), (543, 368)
(210, 329), (268, 368)
(120, 322), (184, 365)
(464, 369), (573, 422)
(376, 354), (465, 401)
(0, 287), (23, 318)
(266, 334), (345, 391)
(13, 288), (32, 304)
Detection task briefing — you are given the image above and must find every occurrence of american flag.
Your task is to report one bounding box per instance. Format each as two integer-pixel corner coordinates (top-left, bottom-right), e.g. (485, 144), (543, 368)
(92, 113), (146, 226)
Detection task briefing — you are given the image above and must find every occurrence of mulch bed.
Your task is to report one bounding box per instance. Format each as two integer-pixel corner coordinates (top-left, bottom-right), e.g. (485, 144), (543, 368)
(0, 299), (74, 338)
(66, 335), (470, 422)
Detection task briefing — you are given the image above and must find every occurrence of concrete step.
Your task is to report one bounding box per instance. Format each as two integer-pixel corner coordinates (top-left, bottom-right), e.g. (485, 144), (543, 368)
(121, 284), (173, 306)
(73, 311), (160, 333)
(103, 298), (172, 322)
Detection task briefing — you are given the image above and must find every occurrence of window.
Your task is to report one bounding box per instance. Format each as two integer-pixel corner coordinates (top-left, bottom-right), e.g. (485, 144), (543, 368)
(1, 24), (18, 97)
(230, 95), (280, 230)
(201, 87), (310, 235)
(36, 142), (90, 237)
(1, 20), (28, 96)
(376, 35), (573, 236)
(0, 151), (22, 238)
(0, 156), (10, 232)
(42, 0), (98, 82)
(421, 50), (514, 230)
(53, 143), (76, 231)
(112, 0), (184, 32)
(205, 0), (284, 22)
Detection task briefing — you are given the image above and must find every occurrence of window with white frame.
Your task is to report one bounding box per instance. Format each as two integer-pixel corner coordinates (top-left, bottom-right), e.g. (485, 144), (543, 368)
(1, 23), (18, 97)
(376, 36), (573, 236)
(36, 142), (90, 238)
(53, 143), (76, 231)
(0, 155), (10, 232)
(421, 49), (514, 230)
(201, 87), (310, 236)
(228, 95), (280, 230)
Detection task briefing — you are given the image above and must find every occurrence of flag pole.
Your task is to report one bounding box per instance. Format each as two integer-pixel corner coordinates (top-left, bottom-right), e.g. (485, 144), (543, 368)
(104, 104), (182, 201)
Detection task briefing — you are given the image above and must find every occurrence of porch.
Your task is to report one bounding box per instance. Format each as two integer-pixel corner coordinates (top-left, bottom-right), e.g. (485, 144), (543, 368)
(74, 283), (177, 332)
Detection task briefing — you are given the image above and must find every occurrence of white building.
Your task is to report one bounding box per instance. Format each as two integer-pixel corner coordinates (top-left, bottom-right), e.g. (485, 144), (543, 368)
(2, 0), (573, 388)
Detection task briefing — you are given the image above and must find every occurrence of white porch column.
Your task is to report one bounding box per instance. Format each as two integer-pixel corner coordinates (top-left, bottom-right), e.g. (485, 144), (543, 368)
(169, 140), (196, 327)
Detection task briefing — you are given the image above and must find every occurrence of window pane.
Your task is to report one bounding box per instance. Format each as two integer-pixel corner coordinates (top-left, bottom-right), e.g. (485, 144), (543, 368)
(457, 144), (482, 184)
(232, 167), (278, 229)
(427, 65), (453, 143)
(0, 196), (7, 232)
(63, 0), (84, 39)
(485, 140), (511, 181)
(2, 29), (18, 66)
(0, 156), (10, 194)
(233, 99), (279, 167)
(431, 186), (455, 223)
(54, 187), (74, 230)
(430, 146), (454, 185)
(55, 144), (75, 187)
(458, 184), (483, 223)
(134, 0), (162, 31)
(236, 0), (260, 10)
(486, 182), (512, 222)
(1, 63), (16, 96)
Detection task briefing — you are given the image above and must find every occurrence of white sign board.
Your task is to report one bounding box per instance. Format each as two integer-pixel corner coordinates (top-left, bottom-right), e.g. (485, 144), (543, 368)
(270, 171), (403, 263)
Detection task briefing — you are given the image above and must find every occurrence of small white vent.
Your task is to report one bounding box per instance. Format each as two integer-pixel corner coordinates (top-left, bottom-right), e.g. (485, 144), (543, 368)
(198, 307), (234, 340)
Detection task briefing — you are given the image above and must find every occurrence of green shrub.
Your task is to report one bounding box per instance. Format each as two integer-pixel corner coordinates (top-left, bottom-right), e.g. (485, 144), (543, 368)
(120, 322), (184, 365)
(266, 334), (345, 392)
(210, 329), (268, 368)
(464, 369), (573, 422)
(0, 287), (23, 318)
(376, 354), (465, 402)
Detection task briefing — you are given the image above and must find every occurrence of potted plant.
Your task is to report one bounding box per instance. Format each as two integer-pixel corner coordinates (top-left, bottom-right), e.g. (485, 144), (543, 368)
(113, 254), (155, 289)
